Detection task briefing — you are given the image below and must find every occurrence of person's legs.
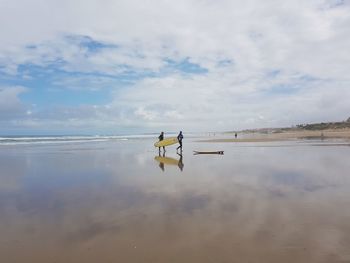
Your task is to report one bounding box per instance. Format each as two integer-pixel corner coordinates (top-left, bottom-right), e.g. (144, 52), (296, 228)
(177, 141), (182, 151)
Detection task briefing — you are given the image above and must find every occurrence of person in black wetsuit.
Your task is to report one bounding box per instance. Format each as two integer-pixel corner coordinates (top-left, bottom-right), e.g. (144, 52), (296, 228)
(176, 131), (183, 152)
(158, 131), (165, 153)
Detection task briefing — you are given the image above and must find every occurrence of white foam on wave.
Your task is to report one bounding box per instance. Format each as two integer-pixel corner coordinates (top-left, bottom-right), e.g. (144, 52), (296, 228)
(0, 136), (131, 146)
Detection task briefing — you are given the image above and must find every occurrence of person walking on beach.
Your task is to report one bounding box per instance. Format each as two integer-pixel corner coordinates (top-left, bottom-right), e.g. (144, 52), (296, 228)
(158, 131), (166, 153)
(176, 131), (183, 152)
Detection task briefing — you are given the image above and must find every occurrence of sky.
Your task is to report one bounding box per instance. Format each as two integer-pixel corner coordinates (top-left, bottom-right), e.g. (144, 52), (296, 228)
(0, 0), (350, 135)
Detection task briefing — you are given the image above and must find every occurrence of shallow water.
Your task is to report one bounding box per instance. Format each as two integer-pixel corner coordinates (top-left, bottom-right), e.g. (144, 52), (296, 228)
(1, 138), (350, 263)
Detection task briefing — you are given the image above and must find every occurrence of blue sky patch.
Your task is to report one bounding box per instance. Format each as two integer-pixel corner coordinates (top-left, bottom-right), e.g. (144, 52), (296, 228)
(165, 58), (208, 74)
(66, 35), (118, 53)
(2, 65), (117, 108)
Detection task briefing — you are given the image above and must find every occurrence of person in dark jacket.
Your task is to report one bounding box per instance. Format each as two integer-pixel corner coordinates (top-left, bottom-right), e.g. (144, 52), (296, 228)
(158, 131), (165, 153)
(176, 131), (183, 152)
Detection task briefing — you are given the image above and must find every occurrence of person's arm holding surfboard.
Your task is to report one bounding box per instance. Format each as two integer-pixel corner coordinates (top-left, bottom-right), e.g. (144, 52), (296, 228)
(154, 133), (178, 153)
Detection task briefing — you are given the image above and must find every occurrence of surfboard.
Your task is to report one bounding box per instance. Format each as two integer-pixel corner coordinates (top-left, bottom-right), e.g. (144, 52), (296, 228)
(154, 137), (178, 147)
(193, 150), (224, 155)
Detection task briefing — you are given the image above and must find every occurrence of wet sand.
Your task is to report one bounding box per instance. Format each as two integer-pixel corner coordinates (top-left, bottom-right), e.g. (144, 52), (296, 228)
(1, 138), (350, 262)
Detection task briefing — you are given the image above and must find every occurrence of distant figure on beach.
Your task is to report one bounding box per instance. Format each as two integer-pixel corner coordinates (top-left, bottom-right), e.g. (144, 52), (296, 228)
(158, 131), (166, 153)
(235, 133), (237, 138)
(176, 131), (183, 152)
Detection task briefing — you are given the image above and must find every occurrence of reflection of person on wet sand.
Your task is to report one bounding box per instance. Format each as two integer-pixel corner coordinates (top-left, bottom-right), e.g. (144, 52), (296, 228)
(159, 161), (165, 171)
(158, 151), (165, 171)
(177, 153), (184, 171)
(155, 152), (184, 172)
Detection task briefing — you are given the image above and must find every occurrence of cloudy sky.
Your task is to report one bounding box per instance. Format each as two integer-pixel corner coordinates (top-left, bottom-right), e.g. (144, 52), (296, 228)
(0, 0), (349, 135)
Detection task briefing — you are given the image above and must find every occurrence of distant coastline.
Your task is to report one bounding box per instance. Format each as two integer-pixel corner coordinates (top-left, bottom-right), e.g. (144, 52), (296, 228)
(203, 118), (350, 142)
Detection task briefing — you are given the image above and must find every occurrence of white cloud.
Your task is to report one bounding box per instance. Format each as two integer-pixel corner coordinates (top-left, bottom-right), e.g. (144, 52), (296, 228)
(0, 0), (350, 132)
(0, 86), (28, 118)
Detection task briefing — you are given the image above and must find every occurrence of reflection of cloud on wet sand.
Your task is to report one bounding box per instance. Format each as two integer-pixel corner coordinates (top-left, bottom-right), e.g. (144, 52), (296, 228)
(64, 221), (122, 245)
(0, 155), (27, 191)
(5, 178), (348, 262)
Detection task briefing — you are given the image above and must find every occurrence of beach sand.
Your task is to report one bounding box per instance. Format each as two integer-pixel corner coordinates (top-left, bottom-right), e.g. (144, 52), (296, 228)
(199, 128), (350, 143)
(1, 137), (350, 262)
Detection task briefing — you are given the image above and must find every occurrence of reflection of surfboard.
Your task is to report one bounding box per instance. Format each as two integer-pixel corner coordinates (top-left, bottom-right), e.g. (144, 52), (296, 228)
(193, 150), (224, 155)
(154, 156), (179, 165)
(154, 137), (178, 147)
